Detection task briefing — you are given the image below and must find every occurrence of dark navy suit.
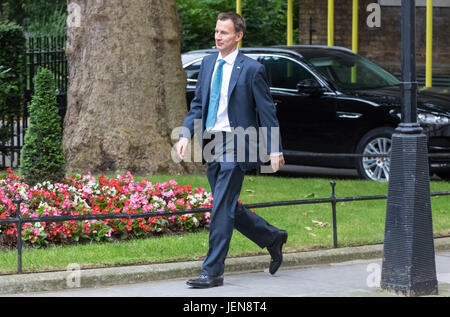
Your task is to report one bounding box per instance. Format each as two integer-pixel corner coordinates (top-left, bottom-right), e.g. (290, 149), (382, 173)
(181, 50), (282, 276)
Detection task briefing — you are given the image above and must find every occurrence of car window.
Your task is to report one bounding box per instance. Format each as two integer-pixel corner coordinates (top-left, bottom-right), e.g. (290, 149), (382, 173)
(258, 56), (316, 90)
(185, 60), (202, 82)
(304, 51), (400, 90)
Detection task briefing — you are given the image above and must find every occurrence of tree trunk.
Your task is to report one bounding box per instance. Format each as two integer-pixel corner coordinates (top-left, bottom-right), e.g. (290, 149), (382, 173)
(64, 0), (196, 175)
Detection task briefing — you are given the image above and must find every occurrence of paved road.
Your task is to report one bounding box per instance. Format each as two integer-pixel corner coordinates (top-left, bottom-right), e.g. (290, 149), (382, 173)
(7, 251), (450, 297)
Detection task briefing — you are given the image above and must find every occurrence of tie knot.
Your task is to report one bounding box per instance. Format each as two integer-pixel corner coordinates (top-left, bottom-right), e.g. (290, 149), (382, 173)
(218, 59), (226, 67)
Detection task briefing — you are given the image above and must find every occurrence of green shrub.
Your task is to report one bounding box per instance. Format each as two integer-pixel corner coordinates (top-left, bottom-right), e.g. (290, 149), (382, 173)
(19, 67), (65, 184)
(0, 22), (25, 155)
(0, 65), (19, 149)
(0, 22), (25, 116)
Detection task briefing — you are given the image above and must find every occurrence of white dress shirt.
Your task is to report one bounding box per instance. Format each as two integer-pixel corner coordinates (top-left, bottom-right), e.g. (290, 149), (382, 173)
(209, 48), (239, 133)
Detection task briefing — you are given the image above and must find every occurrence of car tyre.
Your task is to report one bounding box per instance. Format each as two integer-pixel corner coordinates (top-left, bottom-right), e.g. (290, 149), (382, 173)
(355, 127), (395, 182)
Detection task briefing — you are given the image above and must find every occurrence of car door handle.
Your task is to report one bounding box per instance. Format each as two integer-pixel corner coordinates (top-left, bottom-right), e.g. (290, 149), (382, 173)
(337, 111), (362, 119)
(274, 99), (283, 106)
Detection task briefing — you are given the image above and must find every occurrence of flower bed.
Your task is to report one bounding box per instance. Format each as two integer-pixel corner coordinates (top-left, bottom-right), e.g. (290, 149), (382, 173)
(0, 169), (213, 248)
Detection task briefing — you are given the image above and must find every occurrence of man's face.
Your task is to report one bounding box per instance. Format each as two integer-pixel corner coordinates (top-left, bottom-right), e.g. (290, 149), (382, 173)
(215, 19), (243, 56)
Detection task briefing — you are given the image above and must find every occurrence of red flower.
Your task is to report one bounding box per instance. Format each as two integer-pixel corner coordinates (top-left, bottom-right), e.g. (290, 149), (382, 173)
(0, 171), (213, 247)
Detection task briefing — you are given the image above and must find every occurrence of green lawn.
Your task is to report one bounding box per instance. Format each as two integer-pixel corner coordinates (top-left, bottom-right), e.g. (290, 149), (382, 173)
(1, 173), (449, 274)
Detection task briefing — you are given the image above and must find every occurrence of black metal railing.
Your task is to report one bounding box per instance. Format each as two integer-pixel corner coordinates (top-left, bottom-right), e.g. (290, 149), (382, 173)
(0, 116), (25, 169)
(1, 180), (449, 274)
(26, 35), (68, 110)
(0, 35), (67, 169)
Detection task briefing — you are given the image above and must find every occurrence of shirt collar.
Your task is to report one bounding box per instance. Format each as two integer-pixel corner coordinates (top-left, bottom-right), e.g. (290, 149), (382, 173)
(218, 48), (239, 65)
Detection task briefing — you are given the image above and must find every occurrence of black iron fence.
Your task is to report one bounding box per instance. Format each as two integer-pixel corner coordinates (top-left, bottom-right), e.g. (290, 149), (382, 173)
(0, 117), (25, 169)
(0, 35), (67, 169)
(25, 35), (68, 117)
(1, 180), (449, 274)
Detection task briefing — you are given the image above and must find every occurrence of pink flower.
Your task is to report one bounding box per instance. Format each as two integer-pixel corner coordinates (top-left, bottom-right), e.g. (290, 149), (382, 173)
(143, 204), (154, 213)
(162, 190), (174, 198)
(167, 200), (176, 210)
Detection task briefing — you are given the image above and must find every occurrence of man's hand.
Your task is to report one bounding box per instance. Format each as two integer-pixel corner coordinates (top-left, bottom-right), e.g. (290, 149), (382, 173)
(270, 154), (285, 172)
(176, 137), (189, 161)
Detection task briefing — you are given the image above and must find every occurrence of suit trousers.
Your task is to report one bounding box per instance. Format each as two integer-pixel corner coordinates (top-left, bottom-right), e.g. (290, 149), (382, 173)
(201, 160), (281, 277)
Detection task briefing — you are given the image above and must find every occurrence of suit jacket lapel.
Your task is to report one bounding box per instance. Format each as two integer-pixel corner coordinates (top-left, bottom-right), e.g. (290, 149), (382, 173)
(227, 51), (245, 101)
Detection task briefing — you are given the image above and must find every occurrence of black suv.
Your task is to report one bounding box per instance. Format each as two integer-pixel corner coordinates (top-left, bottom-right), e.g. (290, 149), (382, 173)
(182, 46), (450, 182)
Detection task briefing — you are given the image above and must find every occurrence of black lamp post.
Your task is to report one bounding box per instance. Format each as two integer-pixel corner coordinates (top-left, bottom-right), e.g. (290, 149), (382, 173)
(380, 0), (438, 296)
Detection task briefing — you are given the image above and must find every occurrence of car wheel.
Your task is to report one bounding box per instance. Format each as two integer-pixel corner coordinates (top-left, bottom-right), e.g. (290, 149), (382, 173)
(355, 127), (394, 182)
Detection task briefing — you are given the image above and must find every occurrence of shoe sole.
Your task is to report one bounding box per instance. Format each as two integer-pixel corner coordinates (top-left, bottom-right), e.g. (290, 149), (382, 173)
(186, 280), (224, 289)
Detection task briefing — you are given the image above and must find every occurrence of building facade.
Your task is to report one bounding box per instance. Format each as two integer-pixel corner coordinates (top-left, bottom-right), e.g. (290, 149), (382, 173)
(298, 0), (450, 84)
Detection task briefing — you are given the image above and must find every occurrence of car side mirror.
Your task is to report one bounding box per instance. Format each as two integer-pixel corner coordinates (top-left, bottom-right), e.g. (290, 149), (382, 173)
(297, 79), (326, 96)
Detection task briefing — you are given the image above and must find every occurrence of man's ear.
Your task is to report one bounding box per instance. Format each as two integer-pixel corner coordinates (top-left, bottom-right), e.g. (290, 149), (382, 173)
(236, 31), (244, 42)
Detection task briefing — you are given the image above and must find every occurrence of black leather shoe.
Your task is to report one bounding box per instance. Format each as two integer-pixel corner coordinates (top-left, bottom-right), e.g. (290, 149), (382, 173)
(186, 274), (224, 288)
(267, 230), (288, 275)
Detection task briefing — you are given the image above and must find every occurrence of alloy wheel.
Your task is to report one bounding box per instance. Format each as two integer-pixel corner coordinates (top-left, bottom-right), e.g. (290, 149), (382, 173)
(362, 137), (391, 182)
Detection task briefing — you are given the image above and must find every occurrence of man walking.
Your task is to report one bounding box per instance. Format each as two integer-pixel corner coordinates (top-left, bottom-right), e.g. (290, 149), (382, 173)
(176, 12), (287, 288)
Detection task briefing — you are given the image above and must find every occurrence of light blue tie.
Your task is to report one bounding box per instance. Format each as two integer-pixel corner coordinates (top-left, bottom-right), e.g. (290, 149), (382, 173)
(205, 59), (226, 132)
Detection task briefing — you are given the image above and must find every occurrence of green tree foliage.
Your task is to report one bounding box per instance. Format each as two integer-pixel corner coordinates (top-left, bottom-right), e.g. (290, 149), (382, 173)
(0, 66), (18, 151)
(0, 0), (66, 35)
(0, 22), (25, 155)
(176, 0), (299, 52)
(0, 66), (18, 103)
(0, 23), (25, 116)
(1, 0), (298, 49)
(243, 0), (299, 47)
(20, 67), (65, 185)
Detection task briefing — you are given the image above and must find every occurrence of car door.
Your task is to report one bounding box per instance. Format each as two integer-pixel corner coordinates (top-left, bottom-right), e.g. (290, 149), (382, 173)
(255, 54), (342, 156)
(183, 58), (203, 110)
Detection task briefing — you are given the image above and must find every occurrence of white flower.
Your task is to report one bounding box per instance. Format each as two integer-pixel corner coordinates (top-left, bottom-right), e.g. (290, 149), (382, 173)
(38, 201), (50, 209)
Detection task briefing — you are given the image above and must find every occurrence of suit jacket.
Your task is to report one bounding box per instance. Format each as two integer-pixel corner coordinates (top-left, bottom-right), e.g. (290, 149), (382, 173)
(181, 50), (282, 171)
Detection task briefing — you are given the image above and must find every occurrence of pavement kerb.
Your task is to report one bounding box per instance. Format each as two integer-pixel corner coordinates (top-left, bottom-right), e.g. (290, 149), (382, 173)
(1, 236), (450, 295)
